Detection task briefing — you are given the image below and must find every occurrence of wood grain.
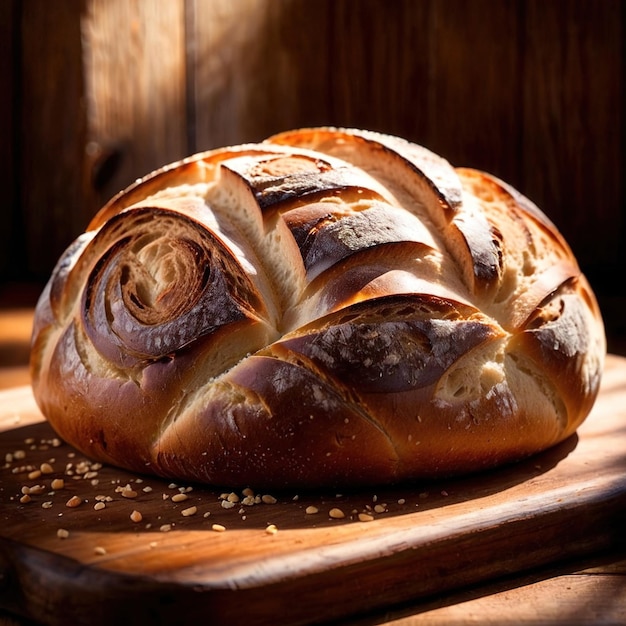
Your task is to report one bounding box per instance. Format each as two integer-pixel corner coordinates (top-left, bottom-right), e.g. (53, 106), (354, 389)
(0, 0), (17, 280)
(382, 560), (626, 625)
(427, 0), (523, 185)
(1, 355), (625, 625)
(18, 0), (88, 279)
(522, 0), (624, 275)
(82, 0), (188, 207)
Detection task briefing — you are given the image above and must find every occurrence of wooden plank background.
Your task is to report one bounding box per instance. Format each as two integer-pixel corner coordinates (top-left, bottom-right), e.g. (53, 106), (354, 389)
(1, 0), (624, 345)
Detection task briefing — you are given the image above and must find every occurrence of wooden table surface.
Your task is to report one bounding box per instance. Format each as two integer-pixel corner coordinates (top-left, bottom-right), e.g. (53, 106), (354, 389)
(0, 305), (625, 625)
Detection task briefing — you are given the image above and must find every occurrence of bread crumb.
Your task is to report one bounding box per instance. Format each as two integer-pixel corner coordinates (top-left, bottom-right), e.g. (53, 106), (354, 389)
(181, 506), (197, 517)
(329, 508), (345, 519)
(40, 462), (54, 474)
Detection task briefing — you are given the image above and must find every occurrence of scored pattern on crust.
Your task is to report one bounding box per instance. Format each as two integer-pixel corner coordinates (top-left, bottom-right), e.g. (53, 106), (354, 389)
(30, 128), (606, 488)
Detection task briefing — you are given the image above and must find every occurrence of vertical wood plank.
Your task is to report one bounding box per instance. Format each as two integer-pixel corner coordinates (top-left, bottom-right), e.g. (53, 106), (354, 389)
(82, 0), (188, 207)
(0, 0), (18, 280)
(428, 0), (523, 184)
(188, 0), (276, 149)
(326, 0), (432, 143)
(189, 0), (336, 150)
(19, 0), (88, 279)
(189, 0), (434, 149)
(522, 0), (624, 277)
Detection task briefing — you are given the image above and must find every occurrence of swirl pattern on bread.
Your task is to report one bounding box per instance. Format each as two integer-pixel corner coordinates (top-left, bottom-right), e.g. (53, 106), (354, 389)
(30, 128), (606, 488)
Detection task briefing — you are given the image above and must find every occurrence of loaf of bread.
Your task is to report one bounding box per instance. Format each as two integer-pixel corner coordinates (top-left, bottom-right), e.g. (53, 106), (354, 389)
(30, 128), (606, 488)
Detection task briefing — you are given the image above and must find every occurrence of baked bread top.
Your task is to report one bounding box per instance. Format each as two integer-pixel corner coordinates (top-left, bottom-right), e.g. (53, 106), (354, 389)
(30, 128), (606, 488)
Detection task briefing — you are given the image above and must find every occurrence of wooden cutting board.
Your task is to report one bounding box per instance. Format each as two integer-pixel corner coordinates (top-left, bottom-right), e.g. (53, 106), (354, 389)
(1, 355), (625, 626)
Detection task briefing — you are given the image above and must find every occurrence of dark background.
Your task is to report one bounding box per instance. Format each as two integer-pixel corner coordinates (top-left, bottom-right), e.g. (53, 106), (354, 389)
(1, 0), (624, 351)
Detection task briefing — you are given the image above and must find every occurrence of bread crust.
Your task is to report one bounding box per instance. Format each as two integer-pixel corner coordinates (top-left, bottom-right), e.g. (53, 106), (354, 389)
(30, 128), (606, 488)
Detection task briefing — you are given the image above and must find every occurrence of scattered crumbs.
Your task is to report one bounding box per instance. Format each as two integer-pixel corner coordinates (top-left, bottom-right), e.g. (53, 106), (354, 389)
(94, 502), (106, 511)
(118, 485), (138, 499)
(159, 524), (172, 533)
(305, 506), (319, 515)
(211, 523), (226, 532)
(329, 508), (345, 519)
(358, 513), (374, 522)
(265, 524), (278, 535)
(66, 495), (82, 508)
(181, 506), (197, 517)
(40, 462), (54, 474)
(57, 528), (69, 539)
(261, 494), (277, 505)
(171, 493), (188, 503)
(130, 510), (143, 523)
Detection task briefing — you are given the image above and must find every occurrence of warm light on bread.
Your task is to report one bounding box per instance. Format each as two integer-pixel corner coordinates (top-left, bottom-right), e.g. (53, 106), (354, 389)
(30, 128), (606, 488)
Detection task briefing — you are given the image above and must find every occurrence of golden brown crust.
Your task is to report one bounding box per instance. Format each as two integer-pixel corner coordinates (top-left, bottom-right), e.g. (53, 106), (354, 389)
(30, 127), (606, 488)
